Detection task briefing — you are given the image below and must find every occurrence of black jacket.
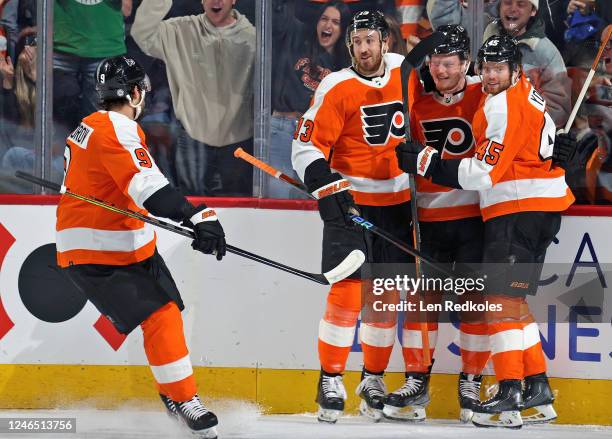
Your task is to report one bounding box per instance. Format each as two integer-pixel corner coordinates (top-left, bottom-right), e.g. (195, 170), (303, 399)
(272, 1), (343, 113)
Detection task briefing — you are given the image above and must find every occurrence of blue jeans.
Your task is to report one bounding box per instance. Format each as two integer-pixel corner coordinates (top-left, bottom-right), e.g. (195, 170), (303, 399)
(53, 51), (105, 127)
(174, 124), (254, 197)
(2, 146), (64, 180)
(267, 115), (308, 199)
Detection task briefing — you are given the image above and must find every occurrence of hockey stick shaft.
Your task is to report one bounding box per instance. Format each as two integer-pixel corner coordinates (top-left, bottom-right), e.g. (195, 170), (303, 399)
(234, 147), (306, 191)
(234, 148), (453, 279)
(234, 147), (310, 196)
(399, 33), (445, 366)
(16, 171), (332, 285)
(563, 24), (612, 133)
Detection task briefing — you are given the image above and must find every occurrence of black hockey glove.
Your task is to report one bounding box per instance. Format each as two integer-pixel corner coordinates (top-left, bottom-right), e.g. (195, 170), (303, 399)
(396, 141), (439, 178)
(308, 173), (360, 227)
(182, 205), (226, 261)
(552, 131), (578, 168)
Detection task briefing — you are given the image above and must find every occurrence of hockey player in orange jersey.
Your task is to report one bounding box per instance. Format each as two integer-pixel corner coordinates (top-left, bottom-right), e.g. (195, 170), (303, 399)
(397, 35), (574, 428)
(56, 56), (224, 438)
(382, 24), (488, 423)
(292, 10), (414, 423)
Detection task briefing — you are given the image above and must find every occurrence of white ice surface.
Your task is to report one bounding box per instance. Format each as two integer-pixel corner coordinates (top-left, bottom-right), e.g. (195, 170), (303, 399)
(1, 401), (611, 439)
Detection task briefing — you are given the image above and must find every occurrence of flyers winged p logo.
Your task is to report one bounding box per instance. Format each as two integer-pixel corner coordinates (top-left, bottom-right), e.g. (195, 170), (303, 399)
(360, 101), (405, 146)
(420, 117), (474, 156)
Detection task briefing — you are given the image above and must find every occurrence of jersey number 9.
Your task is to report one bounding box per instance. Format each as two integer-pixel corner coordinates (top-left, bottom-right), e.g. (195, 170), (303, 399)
(134, 147), (153, 168)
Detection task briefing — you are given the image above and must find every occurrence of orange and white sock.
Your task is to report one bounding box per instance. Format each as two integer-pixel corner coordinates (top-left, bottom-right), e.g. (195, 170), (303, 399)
(318, 279), (361, 374)
(459, 322), (490, 375)
(401, 321), (438, 372)
(360, 320), (397, 373)
(141, 301), (196, 402)
(522, 320), (546, 377)
(488, 320), (525, 381)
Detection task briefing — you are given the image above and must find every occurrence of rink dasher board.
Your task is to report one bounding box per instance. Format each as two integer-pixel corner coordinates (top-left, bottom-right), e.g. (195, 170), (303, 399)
(0, 206), (609, 376)
(0, 205), (610, 424)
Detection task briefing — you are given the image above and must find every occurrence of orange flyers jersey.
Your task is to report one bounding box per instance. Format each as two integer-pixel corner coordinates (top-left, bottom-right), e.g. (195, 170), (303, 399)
(292, 53), (409, 206)
(408, 70), (484, 222)
(56, 111), (169, 267)
(457, 75), (575, 221)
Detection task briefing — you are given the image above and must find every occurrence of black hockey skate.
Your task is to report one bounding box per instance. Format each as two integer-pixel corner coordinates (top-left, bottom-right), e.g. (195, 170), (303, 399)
(472, 379), (524, 429)
(458, 372), (482, 423)
(382, 372), (430, 421)
(521, 373), (557, 424)
(159, 394), (179, 420)
(316, 371), (347, 423)
(172, 394), (218, 438)
(355, 369), (386, 422)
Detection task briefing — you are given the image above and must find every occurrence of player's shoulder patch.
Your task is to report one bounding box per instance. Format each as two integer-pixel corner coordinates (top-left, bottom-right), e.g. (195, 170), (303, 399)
(67, 121), (94, 150)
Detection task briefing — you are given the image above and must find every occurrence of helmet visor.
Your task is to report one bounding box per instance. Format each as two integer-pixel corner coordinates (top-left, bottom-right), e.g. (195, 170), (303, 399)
(138, 74), (151, 93)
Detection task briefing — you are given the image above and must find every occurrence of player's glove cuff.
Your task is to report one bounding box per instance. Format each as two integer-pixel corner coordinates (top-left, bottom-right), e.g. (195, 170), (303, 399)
(396, 141), (439, 177)
(187, 207), (218, 225)
(309, 174), (351, 199)
(182, 205), (226, 261)
(307, 173), (359, 225)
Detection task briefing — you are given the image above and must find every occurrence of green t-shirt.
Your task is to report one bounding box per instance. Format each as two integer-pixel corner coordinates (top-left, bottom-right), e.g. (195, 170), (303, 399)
(54, 0), (126, 58)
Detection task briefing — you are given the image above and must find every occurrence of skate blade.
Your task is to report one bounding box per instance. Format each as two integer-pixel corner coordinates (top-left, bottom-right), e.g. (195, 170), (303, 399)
(382, 404), (426, 422)
(317, 407), (342, 424)
(521, 404), (557, 424)
(359, 400), (383, 422)
(459, 408), (473, 423)
(190, 425), (218, 439)
(472, 411), (523, 429)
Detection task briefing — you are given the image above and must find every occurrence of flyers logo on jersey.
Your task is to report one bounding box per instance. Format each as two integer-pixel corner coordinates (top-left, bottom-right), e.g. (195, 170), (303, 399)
(420, 117), (474, 156)
(360, 101), (405, 146)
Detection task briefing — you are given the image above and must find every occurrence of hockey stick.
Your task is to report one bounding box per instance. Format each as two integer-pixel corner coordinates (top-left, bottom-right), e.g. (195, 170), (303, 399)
(234, 147), (454, 279)
(561, 24), (612, 134)
(400, 32), (445, 367)
(15, 171), (365, 286)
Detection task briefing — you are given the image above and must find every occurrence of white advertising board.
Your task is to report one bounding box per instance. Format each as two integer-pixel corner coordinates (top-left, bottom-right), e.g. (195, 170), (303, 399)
(0, 206), (609, 379)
